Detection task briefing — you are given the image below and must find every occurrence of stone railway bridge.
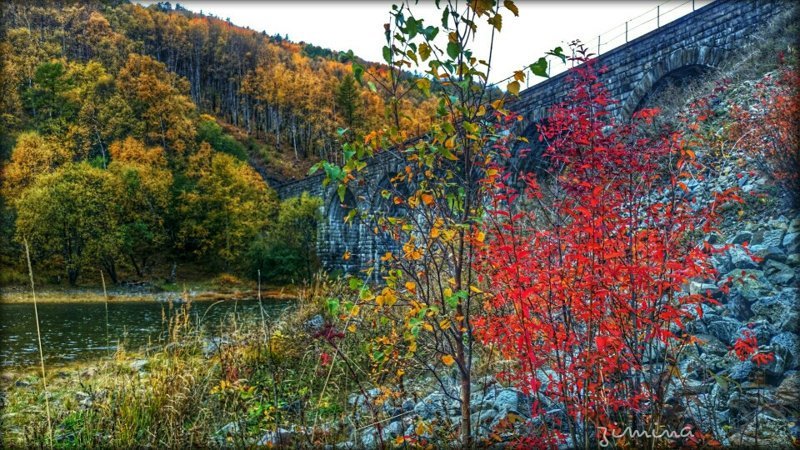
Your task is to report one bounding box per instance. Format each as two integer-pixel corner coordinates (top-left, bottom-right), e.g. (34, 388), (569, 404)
(276, 0), (787, 274)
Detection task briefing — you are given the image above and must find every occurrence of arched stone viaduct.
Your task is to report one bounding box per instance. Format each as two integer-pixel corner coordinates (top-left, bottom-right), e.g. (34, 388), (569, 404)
(276, 0), (788, 274)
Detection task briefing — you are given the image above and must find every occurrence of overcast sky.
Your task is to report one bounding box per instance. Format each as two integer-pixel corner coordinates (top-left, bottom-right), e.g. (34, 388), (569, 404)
(142, 1), (712, 84)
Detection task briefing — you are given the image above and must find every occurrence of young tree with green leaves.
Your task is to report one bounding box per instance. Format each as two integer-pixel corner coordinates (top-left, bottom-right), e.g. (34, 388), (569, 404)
(314, 0), (562, 444)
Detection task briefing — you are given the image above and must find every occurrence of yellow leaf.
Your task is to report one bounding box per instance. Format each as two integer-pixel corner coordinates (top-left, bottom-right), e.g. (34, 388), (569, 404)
(439, 319), (451, 330)
(430, 227), (440, 238)
(469, 285), (483, 294)
(507, 80), (520, 96)
(403, 240), (423, 260)
(475, 231), (486, 243)
(381, 252), (393, 262)
(444, 136), (455, 149)
(350, 305), (360, 316)
(443, 287), (453, 298)
(421, 193), (434, 206)
(415, 422), (426, 436)
(477, 104), (486, 116)
(343, 250), (351, 260)
(442, 355), (455, 366)
(422, 323), (433, 332)
(405, 281), (416, 293)
(347, 324), (357, 333)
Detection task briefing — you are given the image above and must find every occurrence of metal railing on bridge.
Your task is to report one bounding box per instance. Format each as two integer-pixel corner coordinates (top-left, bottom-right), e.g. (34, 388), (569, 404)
(491, 0), (715, 90)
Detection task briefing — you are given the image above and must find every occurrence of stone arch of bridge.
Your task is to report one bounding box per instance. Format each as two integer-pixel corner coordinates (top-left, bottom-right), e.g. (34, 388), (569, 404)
(366, 175), (409, 278)
(325, 186), (361, 273)
(621, 46), (722, 120)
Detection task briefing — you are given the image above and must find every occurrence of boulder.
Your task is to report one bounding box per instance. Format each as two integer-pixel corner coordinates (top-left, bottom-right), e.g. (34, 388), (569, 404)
(129, 359), (148, 372)
(761, 229), (785, 248)
(749, 244), (786, 263)
(770, 333), (800, 370)
(729, 360), (755, 382)
(305, 314), (325, 332)
(688, 281), (722, 299)
(725, 293), (753, 321)
(731, 231), (753, 245)
(774, 371), (800, 406)
(728, 246), (758, 270)
(492, 388), (530, 416)
(764, 260), (796, 286)
(413, 392), (445, 420)
(706, 316), (744, 345)
(718, 269), (772, 301)
(381, 421), (405, 440)
(787, 253), (800, 267)
(783, 231), (800, 253)
(694, 334), (729, 355)
(751, 289), (799, 333)
(728, 413), (791, 447)
(734, 320), (777, 346)
(257, 428), (296, 447)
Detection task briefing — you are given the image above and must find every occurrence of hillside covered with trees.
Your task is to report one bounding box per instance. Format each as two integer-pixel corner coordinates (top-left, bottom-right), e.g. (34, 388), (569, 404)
(0, 0), (435, 286)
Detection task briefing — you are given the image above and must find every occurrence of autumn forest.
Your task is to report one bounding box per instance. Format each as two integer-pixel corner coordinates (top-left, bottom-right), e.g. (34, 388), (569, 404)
(1, 0), (799, 448)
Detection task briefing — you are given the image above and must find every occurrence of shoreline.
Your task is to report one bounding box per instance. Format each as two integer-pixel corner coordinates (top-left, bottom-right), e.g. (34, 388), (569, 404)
(0, 285), (298, 304)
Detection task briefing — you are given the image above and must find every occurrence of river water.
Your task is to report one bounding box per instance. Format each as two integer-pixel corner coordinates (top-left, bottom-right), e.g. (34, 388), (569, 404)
(0, 298), (291, 367)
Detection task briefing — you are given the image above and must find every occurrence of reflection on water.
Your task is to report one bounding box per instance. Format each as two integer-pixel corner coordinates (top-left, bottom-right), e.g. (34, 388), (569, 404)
(0, 298), (291, 367)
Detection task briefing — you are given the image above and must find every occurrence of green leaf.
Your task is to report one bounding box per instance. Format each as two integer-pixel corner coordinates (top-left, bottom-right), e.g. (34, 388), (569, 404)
(382, 45), (392, 64)
(546, 46), (567, 64)
(406, 17), (419, 39)
(349, 277), (364, 291)
(323, 162), (344, 182)
(529, 57), (549, 78)
(446, 41), (460, 60)
(441, 6), (449, 29)
(353, 63), (365, 84)
(507, 80), (520, 95)
(422, 26), (439, 41)
(326, 298), (340, 315)
(445, 290), (467, 309)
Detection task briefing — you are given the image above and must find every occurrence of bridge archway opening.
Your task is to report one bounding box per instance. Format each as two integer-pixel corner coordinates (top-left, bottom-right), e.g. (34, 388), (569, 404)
(632, 64), (715, 115)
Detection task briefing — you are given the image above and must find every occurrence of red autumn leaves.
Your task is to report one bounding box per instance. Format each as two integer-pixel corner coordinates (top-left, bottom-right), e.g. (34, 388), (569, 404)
(473, 48), (737, 447)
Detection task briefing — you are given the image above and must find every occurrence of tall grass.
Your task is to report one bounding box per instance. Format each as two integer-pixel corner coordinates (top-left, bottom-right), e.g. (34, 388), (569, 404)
(100, 270), (110, 355)
(23, 238), (53, 448)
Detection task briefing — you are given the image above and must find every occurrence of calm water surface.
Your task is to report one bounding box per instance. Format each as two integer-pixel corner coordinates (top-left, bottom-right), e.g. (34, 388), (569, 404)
(0, 298), (291, 367)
